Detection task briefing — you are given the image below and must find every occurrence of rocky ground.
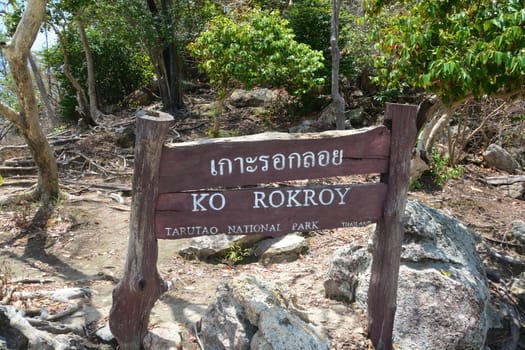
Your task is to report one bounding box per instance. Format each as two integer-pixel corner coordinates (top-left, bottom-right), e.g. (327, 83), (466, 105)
(0, 94), (524, 349)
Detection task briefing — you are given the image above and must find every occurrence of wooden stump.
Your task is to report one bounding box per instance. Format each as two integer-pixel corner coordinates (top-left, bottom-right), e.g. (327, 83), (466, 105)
(109, 111), (173, 350)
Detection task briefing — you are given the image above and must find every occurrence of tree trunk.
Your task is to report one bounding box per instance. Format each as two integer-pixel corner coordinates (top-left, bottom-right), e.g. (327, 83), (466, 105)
(146, 0), (184, 115)
(0, 0), (59, 207)
(331, 0), (346, 130)
(77, 16), (102, 123)
(52, 24), (96, 127)
(28, 53), (58, 126)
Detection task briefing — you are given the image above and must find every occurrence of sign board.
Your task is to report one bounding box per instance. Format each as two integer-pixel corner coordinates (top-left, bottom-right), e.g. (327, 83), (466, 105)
(109, 104), (419, 350)
(155, 127), (391, 239)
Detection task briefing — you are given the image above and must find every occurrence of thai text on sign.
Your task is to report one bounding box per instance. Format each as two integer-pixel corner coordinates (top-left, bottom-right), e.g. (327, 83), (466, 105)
(155, 127), (391, 239)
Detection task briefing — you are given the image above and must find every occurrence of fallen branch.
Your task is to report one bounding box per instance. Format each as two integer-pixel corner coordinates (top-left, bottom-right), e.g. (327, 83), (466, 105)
(479, 245), (525, 267)
(1, 286), (16, 305)
(27, 317), (85, 336)
(11, 278), (56, 285)
(61, 179), (132, 195)
(0, 165), (37, 176)
(484, 175), (525, 186)
(12, 287), (91, 303)
(45, 301), (83, 322)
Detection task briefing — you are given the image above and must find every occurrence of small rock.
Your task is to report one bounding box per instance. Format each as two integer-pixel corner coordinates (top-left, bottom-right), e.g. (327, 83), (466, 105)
(483, 144), (521, 173)
(95, 323), (114, 343)
(228, 88), (278, 108)
(318, 103), (336, 126)
(178, 234), (266, 260)
(289, 120), (314, 133)
(345, 107), (364, 127)
(143, 323), (183, 350)
(324, 244), (370, 303)
(509, 272), (525, 304)
(253, 234), (308, 265)
(510, 220), (525, 244)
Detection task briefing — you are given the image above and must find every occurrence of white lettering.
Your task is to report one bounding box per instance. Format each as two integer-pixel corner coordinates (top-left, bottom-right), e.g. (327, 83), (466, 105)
(192, 193), (208, 212)
(253, 192), (268, 209)
(269, 191), (285, 208)
(318, 188), (335, 205)
(335, 187), (352, 204)
(209, 193), (226, 211)
(303, 189), (318, 206)
(192, 193), (226, 212)
(286, 189), (303, 207)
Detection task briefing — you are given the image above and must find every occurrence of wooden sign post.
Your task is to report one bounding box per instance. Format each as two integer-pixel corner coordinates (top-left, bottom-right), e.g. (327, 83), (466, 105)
(109, 104), (418, 350)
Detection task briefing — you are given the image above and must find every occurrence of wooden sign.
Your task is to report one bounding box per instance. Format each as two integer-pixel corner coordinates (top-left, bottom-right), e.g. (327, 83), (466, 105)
(156, 183), (387, 239)
(155, 127), (391, 239)
(110, 104), (419, 350)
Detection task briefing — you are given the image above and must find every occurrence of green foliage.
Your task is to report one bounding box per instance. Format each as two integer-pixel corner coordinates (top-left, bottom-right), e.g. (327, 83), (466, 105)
(285, 0), (374, 83)
(430, 148), (465, 185)
(223, 241), (252, 265)
(368, 0), (525, 103)
(40, 27), (154, 120)
(188, 6), (325, 96)
(0, 175), (3, 186)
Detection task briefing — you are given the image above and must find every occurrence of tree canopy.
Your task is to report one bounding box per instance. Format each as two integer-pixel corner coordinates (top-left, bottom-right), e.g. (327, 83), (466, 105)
(368, 0), (525, 103)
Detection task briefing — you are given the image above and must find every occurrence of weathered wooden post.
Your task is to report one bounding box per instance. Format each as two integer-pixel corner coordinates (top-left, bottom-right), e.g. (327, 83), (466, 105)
(367, 103), (418, 350)
(109, 110), (173, 350)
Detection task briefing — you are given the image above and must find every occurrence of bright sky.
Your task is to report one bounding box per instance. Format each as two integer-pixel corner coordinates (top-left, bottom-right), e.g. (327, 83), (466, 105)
(32, 29), (57, 52)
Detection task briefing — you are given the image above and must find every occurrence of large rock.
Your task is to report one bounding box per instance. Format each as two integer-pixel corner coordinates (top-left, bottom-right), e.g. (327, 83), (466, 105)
(325, 200), (490, 350)
(483, 144), (521, 174)
(200, 274), (329, 350)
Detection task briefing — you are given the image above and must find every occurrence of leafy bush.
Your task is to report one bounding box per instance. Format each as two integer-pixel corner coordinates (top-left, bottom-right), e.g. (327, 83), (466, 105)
(430, 148), (465, 185)
(188, 6), (325, 96)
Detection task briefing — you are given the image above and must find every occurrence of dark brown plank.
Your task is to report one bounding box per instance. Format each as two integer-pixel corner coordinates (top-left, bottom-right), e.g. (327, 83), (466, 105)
(158, 126), (390, 192)
(155, 183), (387, 239)
(367, 103), (418, 350)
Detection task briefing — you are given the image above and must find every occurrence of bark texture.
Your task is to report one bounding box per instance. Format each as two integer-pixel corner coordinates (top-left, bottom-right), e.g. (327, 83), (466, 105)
(331, 0), (346, 130)
(0, 0), (60, 206)
(367, 103), (418, 350)
(109, 111), (174, 350)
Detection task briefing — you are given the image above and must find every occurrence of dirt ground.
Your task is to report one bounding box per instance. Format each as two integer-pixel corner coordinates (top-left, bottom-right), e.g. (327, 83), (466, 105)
(0, 110), (524, 349)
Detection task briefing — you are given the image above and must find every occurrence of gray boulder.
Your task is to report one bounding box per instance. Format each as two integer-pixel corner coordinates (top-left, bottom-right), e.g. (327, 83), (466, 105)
(483, 144), (521, 173)
(325, 200), (490, 350)
(228, 88), (278, 108)
(253, 234), (308, 266)
(200, 274), (329, 350)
